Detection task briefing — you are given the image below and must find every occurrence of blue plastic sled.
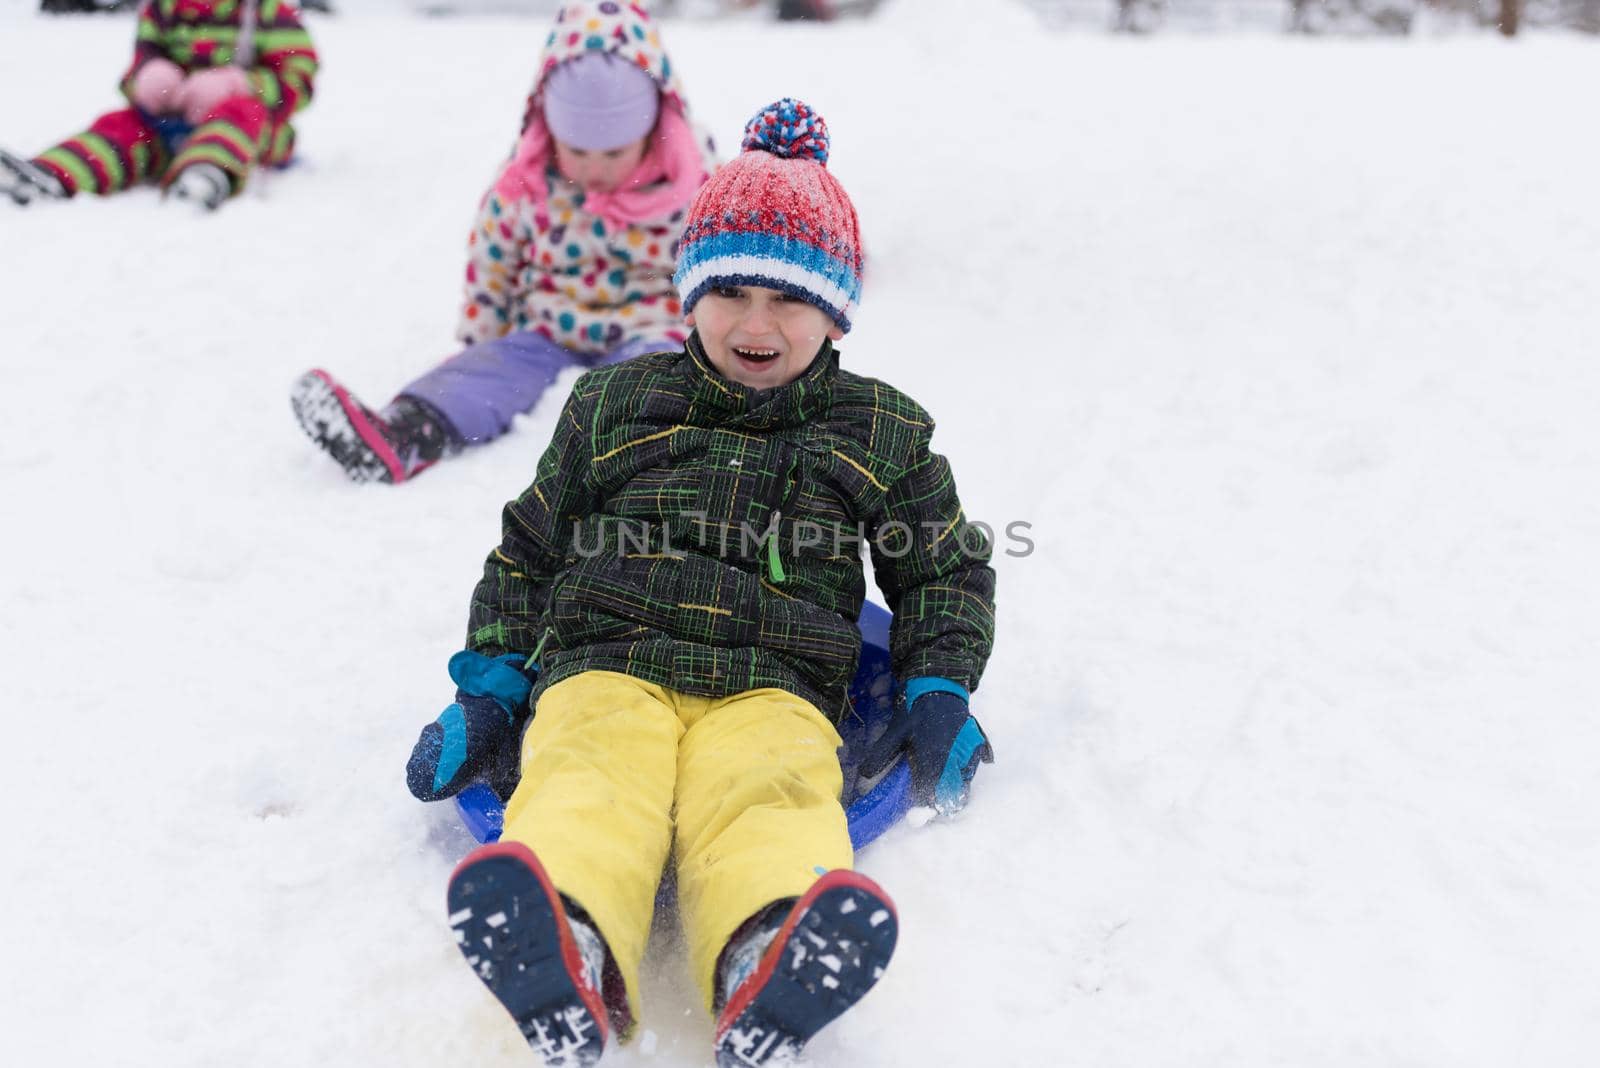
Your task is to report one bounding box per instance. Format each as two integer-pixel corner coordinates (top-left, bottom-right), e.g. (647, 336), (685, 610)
(454, 601), (915, 852)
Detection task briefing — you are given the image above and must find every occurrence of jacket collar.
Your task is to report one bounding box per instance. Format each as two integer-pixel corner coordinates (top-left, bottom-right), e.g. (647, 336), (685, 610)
(683, 331), (837, 431)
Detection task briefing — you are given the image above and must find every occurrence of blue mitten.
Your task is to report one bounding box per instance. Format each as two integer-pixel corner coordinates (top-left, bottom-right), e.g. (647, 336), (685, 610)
(857, 677), (994, 815)
(405, 651), (536, 802)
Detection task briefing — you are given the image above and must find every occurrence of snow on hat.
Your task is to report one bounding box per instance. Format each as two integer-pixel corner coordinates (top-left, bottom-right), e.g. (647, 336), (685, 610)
(673, 99), (863, 333)
(542, 51), (661, 151)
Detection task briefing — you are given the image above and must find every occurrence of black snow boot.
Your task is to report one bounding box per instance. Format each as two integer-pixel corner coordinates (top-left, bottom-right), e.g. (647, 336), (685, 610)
(713, 870), (898, 1067)
(1, 148), (67, 205)
(291, 369), (463, 484)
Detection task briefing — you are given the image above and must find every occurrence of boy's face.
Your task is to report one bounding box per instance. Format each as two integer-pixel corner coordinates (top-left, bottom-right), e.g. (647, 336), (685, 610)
(688, 285), (844, 389)
(553, 136), (649, 194)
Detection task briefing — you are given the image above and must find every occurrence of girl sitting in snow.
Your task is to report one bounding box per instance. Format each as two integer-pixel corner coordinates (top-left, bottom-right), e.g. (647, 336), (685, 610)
(290, 1), (717, 485)
(405, 99), (996, 1067)
(0, 0), (318, 211)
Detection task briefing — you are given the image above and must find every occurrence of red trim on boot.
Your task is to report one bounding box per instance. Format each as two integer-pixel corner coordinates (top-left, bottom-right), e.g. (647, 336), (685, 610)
(713, 869), (897, 1045)
(450, 840), (613, 1049)
(305, 368), (410, 483)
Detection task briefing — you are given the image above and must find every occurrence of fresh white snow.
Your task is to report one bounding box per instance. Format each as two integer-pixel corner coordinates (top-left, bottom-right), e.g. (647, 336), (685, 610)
(3, 2), (1599, 1066)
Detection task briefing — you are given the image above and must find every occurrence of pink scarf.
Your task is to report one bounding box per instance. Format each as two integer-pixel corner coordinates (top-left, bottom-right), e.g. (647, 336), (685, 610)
(493, 105), (707, 233)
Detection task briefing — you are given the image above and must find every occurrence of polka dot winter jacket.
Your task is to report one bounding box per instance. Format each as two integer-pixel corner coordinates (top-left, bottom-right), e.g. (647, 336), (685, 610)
(456, 1), (717, 356)
(457, 179), (700, 355)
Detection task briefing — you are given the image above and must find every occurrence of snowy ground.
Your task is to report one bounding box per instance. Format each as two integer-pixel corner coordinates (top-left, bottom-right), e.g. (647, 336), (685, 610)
(4, 3), (1600, 1065)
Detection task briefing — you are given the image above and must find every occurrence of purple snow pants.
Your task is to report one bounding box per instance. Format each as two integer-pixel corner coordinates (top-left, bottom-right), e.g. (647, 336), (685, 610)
(399, 332), (671, 445)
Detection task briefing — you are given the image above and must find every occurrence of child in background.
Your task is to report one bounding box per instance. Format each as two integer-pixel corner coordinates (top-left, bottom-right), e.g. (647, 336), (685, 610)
(290, 1), (716, 485)
(0, 0), (317, 211)
(409, 100), (996, 1066)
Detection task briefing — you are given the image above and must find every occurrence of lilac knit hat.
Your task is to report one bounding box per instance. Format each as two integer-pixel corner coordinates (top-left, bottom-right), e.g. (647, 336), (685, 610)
(673, 99), (863, 332)
(542, 51), (661, 151)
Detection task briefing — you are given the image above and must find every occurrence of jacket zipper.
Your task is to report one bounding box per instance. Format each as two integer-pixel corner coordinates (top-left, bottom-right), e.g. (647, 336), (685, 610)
(763, 444), (803, 585)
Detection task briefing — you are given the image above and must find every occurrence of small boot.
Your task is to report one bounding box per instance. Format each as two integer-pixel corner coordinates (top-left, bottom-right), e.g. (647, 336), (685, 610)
(167, 161), (231, 212)
(0, 148), (67, 206)
(714, 870), (898, 1067)
(448, 842), (611, 1067)
(290, 369), (462, 484)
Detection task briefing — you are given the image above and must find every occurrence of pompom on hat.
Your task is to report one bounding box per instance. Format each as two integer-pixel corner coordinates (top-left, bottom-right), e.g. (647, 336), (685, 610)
(673, 99), (863, 333)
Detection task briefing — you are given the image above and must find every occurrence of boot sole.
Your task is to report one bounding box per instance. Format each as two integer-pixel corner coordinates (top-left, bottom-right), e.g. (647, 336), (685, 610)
(447, 842), (610, 1067)
(714, 871), (898, 1067)
(168, 178), (227, 211)
(289, 369), (404, 484)
(0, 148), (66, 204)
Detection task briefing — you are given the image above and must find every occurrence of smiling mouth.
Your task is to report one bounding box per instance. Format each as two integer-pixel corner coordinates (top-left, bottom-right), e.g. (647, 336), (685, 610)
(732, 346), (781, 366)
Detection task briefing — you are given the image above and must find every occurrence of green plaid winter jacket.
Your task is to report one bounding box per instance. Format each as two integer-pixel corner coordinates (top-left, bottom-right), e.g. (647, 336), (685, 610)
(466, 335), (996, 721)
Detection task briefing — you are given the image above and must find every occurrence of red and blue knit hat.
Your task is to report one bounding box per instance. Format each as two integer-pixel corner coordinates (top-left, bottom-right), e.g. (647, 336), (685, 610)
(673, 99), (863, 332)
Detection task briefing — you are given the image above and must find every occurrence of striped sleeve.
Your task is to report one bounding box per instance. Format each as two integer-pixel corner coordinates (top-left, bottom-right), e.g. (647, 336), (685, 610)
(250, 0), (319, 120)
(118, 2), (173, 104)
(466, 383), (599, 658)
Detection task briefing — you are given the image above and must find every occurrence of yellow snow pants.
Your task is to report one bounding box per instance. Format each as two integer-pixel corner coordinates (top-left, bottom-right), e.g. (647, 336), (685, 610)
(500, 670), (854, 1026)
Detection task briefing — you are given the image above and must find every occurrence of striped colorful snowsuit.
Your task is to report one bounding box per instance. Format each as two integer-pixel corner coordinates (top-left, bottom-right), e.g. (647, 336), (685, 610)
(31, 0), (317, 199)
